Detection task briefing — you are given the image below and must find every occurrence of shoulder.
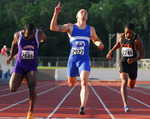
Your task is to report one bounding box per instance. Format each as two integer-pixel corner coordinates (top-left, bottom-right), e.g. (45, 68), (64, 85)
(89, 26), (96, 35)
(67, 23), (74, 30)
(135, 34), (143, 44)
(37, 29), (44, 34)
(14, 31), (21, 40)
(90, 26), (95, 31)
(118, 33), (124, 42)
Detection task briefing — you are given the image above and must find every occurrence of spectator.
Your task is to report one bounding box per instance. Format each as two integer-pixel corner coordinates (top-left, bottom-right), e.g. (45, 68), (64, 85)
(1, 45), (7, 56)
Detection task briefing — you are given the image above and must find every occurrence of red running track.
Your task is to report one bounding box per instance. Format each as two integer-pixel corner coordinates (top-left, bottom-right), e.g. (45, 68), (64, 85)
(0, 80), (150, 119)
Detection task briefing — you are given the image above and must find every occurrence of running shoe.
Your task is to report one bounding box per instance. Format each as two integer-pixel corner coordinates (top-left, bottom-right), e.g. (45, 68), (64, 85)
(124, 106), (131, 113)
(27, 111), (34, 119)
(79, 106), (85, 115)
(23, 78), (27, 83)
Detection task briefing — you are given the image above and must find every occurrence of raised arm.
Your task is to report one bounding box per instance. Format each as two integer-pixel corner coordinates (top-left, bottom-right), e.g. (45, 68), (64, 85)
(6, 32), (18, 64)
(90, 26), (104, 50)
(50, 2), (71, 33)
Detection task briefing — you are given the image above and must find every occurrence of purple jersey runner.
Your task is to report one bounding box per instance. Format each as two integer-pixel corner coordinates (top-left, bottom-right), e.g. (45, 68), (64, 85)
(13, 29), (39, 75)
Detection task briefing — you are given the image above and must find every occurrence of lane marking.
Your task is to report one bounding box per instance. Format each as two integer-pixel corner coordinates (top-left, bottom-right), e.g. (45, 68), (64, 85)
(46, 82), (78, 119)
(0, 82), (58, 97)
(0, 82), (67, 112)
(100, 82), (150, 108)
(89, 82), (115, 119)
(107, 82), (150, 95)
(0, 81), (48, 92)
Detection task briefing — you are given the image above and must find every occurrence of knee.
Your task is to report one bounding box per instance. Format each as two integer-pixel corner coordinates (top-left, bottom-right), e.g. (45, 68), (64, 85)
(81, 80), (88, 87)
(10, 87), (17, 92)
(128, 84), (135, 89)
(68, 83), (75, 88)
(28, 82), (36, 92)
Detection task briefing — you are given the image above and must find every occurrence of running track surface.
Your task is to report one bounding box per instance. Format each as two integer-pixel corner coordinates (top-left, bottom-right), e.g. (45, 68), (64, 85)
(0, 80), (150, 119)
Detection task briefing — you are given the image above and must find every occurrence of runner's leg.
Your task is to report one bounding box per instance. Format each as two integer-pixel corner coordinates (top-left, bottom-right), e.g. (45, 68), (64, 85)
(128, 78), (136, 89)
(26, 71), (37, 112)
(9, 73), (24, 92)
(80, 70), (89, 107)
(68, 76), (78, 87)
(120, 72), (129, 107)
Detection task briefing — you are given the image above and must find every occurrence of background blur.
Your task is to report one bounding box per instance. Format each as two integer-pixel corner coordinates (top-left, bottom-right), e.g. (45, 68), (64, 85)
(0, 0), (150, 58)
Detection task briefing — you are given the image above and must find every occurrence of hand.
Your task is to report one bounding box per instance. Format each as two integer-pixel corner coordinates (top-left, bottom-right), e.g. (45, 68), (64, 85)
(55, 2), (62, 14)
(106, 52), (112, 60)
(127, 58), (135, 64)
(98, 43), (104, 50)
(6, 56), (13, 65)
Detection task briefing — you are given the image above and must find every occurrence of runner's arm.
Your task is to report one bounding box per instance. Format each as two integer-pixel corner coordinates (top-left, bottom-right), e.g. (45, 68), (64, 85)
(6, 33), (18, 64)
(133, 37), (145, 61)
(106, 34), (122, 60)
(90, 26), (104, 50)
(38, 29), (46, 43)
(50, 2), (70, 33)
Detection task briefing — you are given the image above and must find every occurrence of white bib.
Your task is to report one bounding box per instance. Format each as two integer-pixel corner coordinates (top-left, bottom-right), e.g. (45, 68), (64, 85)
(21, 50), (34, 59)
(122, 47), (133, 57)
(72, 47), (84, 55)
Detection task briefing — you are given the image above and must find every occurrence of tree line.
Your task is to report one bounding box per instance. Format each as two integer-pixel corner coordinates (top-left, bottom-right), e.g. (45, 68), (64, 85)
(0, 0), (150, 58)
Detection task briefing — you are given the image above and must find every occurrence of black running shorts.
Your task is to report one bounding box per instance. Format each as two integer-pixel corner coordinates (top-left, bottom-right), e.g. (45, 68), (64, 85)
(120, 60), (137, 80)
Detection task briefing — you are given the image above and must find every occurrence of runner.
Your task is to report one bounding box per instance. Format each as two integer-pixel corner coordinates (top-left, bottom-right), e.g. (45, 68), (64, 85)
(50, 2), (104, 115)
(6, 23), (46, 119)
(106, 23), (145, 112)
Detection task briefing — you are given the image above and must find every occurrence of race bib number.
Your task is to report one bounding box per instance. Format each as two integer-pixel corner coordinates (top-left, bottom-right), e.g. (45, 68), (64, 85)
(21, 50), (34, 59)
(122, 47), (133, 57)
(72, 47), (84, 55)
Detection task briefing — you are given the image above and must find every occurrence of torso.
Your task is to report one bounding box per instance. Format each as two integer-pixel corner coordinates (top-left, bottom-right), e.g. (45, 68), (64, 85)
(68, 24), (91, 59)
(16, 29), (39, 64)
(120, 34), (137, 61)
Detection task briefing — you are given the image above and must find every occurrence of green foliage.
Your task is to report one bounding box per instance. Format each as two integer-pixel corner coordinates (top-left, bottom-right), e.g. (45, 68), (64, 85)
(0, 0), (150, 57)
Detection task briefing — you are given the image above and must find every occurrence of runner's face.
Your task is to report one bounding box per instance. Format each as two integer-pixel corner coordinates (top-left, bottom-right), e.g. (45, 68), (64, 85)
(24, 29), (35, 40)
(124, 28), (134, 39)
(77, 9), (88, 20)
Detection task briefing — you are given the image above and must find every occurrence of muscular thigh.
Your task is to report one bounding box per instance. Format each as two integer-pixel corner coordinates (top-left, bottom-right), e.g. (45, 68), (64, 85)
(67, 59), (78, 77)
(128, 62), (137, 80)
(120, 60), (128, 73)
(9, 73), (24, 90)
(26, 71), (37, 87)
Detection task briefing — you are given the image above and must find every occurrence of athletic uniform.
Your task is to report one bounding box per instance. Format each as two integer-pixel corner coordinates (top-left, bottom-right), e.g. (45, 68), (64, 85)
(13, 29), (39, 75)
(67, 24), (91, 77)
(120, 34), (137, 79)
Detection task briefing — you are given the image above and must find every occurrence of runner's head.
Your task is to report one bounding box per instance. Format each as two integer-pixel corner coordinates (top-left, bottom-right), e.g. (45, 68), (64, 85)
(76, 9), (88, 20)
(24, 23), (36, 40)
(124, 23), (134, 39)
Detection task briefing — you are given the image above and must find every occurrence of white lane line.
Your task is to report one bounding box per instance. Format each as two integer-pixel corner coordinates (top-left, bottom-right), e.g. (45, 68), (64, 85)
(46, 82), (78, 119)
(0, 82), (67, 112)
(0, 81), (48, 92)
(130, 88), (150, 95)
(0, 82), (58, 97)
(108, 82), (150, 95)
(100, 82), (150, 108)
(89, 82), (115, 119)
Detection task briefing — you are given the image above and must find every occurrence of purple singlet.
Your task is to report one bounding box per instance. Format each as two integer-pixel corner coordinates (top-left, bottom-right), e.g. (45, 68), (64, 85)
(13, 29), (39, 75)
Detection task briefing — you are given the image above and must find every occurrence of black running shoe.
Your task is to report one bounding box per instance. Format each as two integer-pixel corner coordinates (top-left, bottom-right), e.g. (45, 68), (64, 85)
(79, 106), (85, 115)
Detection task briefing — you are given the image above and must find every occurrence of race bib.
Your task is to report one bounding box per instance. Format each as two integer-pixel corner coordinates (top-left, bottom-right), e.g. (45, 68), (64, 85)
(72, 47), (84, 55)
(21, 50), (34, 59)
(122, 47), (133, 57)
